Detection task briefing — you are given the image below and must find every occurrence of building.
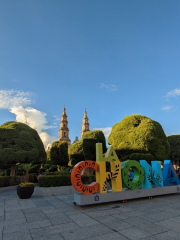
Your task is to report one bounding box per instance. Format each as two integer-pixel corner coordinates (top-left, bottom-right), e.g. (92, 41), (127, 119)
(81, 109), (90, 139)
(58, 107), (71, 147)
(58, 107), (90, 147)
(73, 136), (79, 143)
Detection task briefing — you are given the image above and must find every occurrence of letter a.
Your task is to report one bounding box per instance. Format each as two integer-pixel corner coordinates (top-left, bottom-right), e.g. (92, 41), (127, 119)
(163, 160), (180, 186)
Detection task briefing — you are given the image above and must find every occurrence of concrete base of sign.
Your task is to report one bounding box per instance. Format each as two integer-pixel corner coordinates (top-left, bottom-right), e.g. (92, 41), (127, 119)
(73, 185), (180, 206)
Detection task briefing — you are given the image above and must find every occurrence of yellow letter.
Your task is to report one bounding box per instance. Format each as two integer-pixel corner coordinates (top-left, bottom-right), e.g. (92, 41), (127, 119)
(96, 143), (122, 193)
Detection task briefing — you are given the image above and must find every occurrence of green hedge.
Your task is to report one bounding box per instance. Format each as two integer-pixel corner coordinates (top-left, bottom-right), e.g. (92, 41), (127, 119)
(129, 153), (154, 163)
(0, 176), (25, 188)
(45, 171), (70, 176)
(38, 175), (71, 187)
(0, 174), (38, 188)
(38, 175), (96, 187)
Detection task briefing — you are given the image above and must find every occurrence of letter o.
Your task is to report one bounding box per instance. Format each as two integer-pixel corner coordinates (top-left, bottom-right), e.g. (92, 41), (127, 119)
(121, 160), (145, 190)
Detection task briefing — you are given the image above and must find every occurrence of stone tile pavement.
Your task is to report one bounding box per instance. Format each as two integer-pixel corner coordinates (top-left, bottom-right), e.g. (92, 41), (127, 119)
(0, 190), (180, 240)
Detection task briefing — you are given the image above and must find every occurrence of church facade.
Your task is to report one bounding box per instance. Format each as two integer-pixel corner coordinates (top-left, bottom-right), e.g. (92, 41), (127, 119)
(58, 107), (90, 147)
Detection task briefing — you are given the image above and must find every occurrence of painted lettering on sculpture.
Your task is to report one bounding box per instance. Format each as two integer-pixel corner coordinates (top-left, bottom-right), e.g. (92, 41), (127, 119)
(71, 161), (98, 195)
(121, 160), (145, 190)
(71, 143), (179, 195)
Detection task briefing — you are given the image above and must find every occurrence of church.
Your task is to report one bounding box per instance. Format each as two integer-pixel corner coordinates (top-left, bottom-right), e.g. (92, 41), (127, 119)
(58, 107), (90, 147)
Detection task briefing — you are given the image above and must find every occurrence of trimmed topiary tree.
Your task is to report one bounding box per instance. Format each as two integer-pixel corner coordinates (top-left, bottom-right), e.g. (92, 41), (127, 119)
(0, 121), (46, 176)
(68, 140), (85, 167)
(167, 135), (180, 166)
(51, 141), (69, 167)
(46, 150), (51, 161)
(108, 115), (169, 161)
(82, 130), (107, 161)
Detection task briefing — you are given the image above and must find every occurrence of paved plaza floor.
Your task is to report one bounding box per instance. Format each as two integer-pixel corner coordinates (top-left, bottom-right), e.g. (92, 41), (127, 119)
(0, 190), (180, 240)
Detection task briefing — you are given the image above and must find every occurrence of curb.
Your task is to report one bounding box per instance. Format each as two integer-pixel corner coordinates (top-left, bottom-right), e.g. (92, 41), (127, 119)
(0, 185), (77, 196)
(34, 186), (77, 197)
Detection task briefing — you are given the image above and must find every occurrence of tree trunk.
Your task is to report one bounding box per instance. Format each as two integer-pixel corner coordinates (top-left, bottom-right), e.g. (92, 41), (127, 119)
(10, 165), (16, 176)
(25, 173), (29, 183)
(4, 169), (7, 176)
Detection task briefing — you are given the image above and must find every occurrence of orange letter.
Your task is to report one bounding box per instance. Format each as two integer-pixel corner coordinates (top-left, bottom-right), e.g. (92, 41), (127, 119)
(71, 161), (97, 195)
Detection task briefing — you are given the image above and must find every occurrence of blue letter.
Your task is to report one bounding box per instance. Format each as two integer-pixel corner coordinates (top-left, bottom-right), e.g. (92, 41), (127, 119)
(140, 160), (163, 189)
(163, 160), (180, 186)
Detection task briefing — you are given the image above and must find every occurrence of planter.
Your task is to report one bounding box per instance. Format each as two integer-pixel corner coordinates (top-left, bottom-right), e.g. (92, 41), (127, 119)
(17, 186), (34, 199)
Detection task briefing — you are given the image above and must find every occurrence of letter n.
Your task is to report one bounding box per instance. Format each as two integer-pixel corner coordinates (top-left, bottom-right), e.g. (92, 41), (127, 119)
(140, 160), (163, 188)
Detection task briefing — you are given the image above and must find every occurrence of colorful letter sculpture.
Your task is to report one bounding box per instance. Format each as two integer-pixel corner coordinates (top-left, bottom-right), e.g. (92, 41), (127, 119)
(71, 161), (98, 195)
(121, 160), (145, 190)
(96, 143), (122, 193)
(71, 144), (180, 195)
(163, 160), (180, 186)
(140, 160), (163, 189)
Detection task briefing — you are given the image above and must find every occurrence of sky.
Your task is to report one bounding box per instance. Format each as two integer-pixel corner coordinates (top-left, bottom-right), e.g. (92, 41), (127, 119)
(0, 0), (180, 149)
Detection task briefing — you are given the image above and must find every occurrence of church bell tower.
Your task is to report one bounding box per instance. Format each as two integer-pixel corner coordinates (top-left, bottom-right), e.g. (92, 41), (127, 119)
(58, 107), (71, 147)
(81, 109), (90, 139)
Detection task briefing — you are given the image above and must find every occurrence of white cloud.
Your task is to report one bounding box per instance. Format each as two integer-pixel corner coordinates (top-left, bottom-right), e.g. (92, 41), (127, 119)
(166, 88), (180, 98)
(100, 83), (118, 92)
(10, 106), (55, 132)
(39, 132), (56, 150)
(93, 127), (112, 138)
(10, 106), (56, 149)
(53, 115), (60, 122)
(0, 89), (33, 109)
(54, 117), (60, 121)
(161, 105), (174, 111)
(0, 89), (57, 149)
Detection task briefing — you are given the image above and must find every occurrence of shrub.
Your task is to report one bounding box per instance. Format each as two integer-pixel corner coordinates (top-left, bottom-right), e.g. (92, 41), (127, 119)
(51, 141), (69, 167)
(167, 135), (180, 165)
(46, 150), (51, 161)
(38, 175), (71, 187)
(29, 173), (38, 183)
(38, 175), (96, 187)
(81, 175), (96, 184)
(0, 177), (11, 187)
(0, 121), (46, 176)
(119, 155), (131, 162)
(0, 176), (26, 188)
(83, 130), (107, 161)
(19, 183), (34, 187)
(129, 153), (154, 163)
(108, 114), (169, 161)
(68, 140), (85, 166)
(47, 165), (57, 172)
(40, 168), (46, 173)
(45, 171), (70, 176)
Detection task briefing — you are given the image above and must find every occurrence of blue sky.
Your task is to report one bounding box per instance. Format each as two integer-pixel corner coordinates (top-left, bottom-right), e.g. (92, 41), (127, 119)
(1, 0), (180, 148)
